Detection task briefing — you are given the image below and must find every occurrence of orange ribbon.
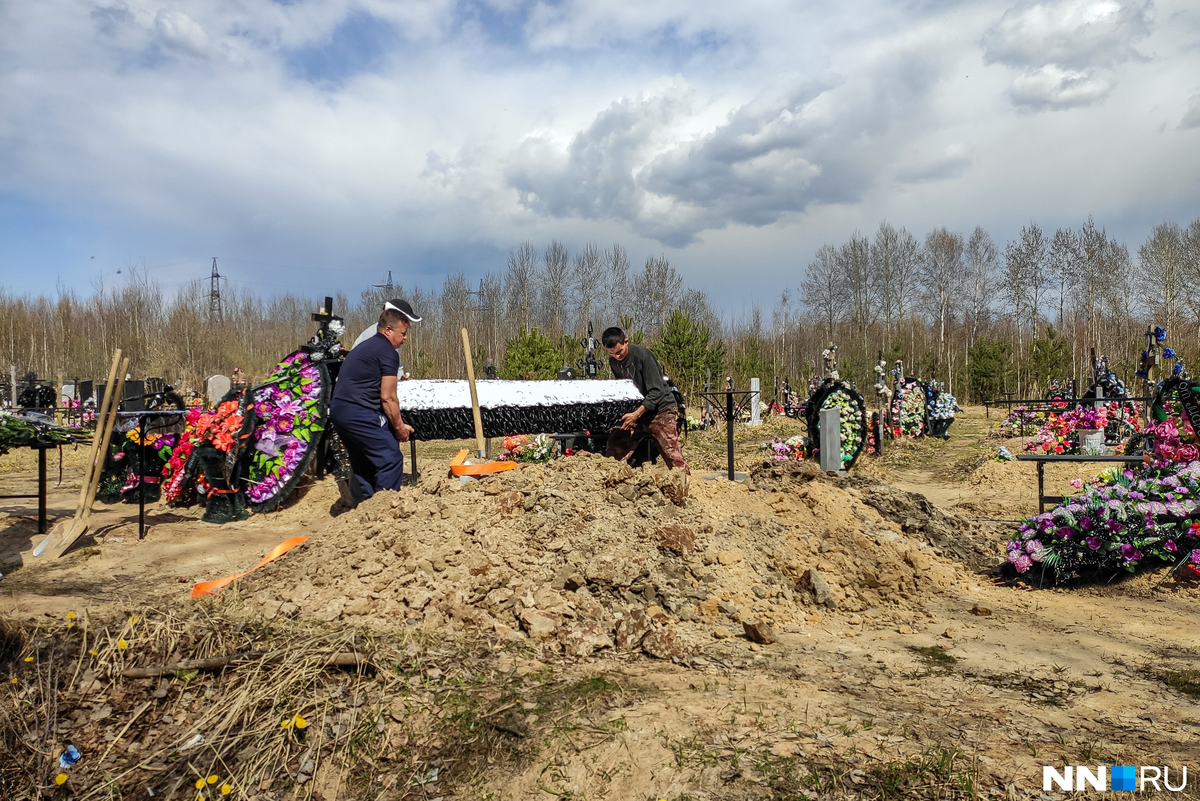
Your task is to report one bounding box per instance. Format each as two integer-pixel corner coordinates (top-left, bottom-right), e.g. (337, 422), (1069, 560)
(449, 449), (518, 476)
(191, 536), (309, 599)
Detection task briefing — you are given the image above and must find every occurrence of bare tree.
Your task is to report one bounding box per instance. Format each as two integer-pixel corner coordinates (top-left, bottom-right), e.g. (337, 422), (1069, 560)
(1048, 227), (1080, 328)
(801, 244), (846, 343)
(601, 244), (631, 327)
(919, 227), (965, 370)
(571, 241), (603, 335)
(1183, 218), (1200, 348)
(963, 227), (997, 345)
(678, 288), (718, 330)
(886, 226), (922, 358)
(870, 222), (902, 349)
(839, 231), (873, 345)
(11, 219), (1200, 410)
(633, 254), (683, 338)
(1137, 221), (1186, 338)
(505, 241), (539, 332)
(540, 239), (571, 337)
(1019, 222), (1049, 334)
(478, 272), (504, 367)
(1076, 217), (1106, 348)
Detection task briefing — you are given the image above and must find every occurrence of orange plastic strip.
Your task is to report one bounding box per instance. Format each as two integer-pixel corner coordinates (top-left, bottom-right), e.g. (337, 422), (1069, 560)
(449, 449), (518, 476)
(190, 536), (309, 599)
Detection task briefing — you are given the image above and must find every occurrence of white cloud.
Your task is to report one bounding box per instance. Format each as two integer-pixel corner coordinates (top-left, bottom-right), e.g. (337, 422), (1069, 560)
(1009, 64), (1114, 109)
(505, 43), (951, 245)
(154, 9), (209, 57)
(1183, 93), (1200, 129)
(982, 0), (1150, 70)
(982, 0), (1151, 111)
(0, 0), (1198, 305)
(897, 143), (973, 183)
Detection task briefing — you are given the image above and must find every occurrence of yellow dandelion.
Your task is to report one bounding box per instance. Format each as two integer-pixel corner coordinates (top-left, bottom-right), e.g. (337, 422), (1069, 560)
(195, 778), (206, 790)
(88, 650), (98, 657)
(128, 615), (140, 625)
(66, 622), (75, 630)
(10, 677), (18, 684)
(293, 714), (308, 730)
(280, 718), (292, 729)
(117, 639), (128, 651)
(65, 611), (76, 620)
(207, 774), (219, 785)
(23, 656), (33, 663)
(220, 783), (232, 796)
(55, 773), (68, 786)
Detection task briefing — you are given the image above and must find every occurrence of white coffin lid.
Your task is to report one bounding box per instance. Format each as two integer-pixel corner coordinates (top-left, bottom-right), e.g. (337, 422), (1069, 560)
(395, 379), (643, 410)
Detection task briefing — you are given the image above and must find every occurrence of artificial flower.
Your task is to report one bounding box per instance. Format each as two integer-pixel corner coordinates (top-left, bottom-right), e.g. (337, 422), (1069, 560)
(245, 352), (325, 505)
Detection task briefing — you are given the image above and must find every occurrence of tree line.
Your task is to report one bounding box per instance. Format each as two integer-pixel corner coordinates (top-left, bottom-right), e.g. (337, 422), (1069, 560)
(801, 216), (1200, 402)
(1, 217), (1198, 407)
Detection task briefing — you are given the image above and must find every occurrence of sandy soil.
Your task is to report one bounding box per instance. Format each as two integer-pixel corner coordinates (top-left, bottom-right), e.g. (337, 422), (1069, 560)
(2, 411), (1199, 800)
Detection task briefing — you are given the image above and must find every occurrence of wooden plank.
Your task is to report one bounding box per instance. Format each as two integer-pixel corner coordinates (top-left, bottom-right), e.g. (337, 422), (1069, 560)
(32, 349), (121, 557)
(50, 359), (129, 558)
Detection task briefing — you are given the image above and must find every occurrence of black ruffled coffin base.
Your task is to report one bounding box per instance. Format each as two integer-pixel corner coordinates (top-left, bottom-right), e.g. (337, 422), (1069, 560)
(403, 399), (643, 441)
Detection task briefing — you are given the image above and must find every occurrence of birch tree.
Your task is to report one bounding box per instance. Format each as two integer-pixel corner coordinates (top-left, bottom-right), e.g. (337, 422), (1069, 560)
(919, 227), (965, 370)
(801, 244), (846, 343)
(963, 227), (997, 345)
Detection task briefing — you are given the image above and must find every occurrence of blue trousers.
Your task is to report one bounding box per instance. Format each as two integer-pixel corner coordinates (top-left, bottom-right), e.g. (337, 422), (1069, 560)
(330, 400), (405, 502)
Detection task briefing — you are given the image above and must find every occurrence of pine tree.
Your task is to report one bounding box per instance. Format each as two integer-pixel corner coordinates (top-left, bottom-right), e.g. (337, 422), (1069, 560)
(500, 328), (561, 379)
(655, 309), (723, 397)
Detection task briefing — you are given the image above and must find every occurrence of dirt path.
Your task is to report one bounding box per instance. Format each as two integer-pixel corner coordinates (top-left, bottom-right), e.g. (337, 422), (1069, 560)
(0, 464), (328, 618)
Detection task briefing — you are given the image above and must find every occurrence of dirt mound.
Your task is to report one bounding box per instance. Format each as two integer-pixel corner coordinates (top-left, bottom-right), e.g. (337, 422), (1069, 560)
(967, 458), (1028, 487)
(847, 478), (1008, 571)
(246, 452), (970, 659)
(751, 461), (1007, 570)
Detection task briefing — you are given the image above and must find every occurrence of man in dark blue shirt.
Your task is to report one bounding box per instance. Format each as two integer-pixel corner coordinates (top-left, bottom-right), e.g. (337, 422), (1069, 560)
(330, 300), (421, 504)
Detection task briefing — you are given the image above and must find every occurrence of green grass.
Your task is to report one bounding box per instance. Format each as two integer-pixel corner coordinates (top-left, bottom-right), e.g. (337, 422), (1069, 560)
(906, 645), (958, 674)
(759, 746), (980, 801)
(1161, 669), (1200, 698)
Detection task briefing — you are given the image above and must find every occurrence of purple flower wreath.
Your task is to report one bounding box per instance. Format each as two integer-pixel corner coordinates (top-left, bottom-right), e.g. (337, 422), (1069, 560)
(245, 352), (325, 506)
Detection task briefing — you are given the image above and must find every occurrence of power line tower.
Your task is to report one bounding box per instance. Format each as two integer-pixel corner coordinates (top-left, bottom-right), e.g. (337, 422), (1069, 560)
(373, 271), (395, 298)
(209, 257), (223, 321)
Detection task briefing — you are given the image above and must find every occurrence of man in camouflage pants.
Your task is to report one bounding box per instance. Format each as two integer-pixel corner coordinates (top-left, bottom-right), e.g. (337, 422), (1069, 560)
(602, 326), (690, 475)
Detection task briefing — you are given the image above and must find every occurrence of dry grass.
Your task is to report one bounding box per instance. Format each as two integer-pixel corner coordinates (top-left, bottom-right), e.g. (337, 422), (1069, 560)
(0, 603), (635, 800)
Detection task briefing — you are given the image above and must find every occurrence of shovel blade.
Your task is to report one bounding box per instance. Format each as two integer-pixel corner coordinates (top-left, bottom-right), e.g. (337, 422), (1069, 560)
(51, 521), (91, 559)
(32, 518), (73, 557)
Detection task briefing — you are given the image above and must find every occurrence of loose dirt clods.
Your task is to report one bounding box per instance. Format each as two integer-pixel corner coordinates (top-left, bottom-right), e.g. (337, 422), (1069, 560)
(246, 453), (994, 662)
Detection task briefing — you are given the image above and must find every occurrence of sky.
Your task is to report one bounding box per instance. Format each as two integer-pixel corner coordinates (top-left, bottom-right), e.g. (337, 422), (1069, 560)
(1, 0), (1199, 314)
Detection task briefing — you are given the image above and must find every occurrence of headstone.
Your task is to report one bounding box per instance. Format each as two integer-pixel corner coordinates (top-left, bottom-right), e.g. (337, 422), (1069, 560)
(122, 380), (145, 411)
(749, 378), (761, 426)
(99, 381), (145, 411)
(60, 383), (76, 403)
(819, 407), (841, 473)
(207, 374), (231, 405)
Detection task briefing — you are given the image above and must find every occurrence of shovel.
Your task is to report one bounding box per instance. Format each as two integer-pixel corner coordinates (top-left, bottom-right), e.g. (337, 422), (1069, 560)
(451, 328), (515, 478)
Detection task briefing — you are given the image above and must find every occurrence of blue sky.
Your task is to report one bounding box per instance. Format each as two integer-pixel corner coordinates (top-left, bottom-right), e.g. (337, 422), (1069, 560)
(1, 0), (1199, 310)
